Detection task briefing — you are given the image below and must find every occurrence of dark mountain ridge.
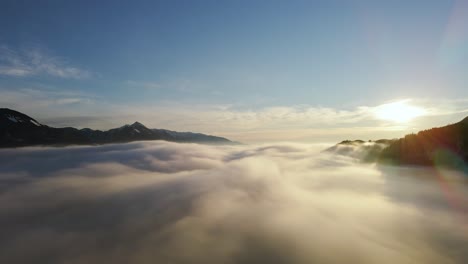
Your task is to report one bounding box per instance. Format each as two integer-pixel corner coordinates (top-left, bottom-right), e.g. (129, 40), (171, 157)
(0, 108), (234, 148)
(379, 116), (468, 168)
(327, 116), (468, 170)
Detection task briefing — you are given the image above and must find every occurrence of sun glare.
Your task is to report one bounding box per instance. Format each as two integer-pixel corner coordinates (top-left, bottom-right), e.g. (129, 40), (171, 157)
(374, 100), (427, 123)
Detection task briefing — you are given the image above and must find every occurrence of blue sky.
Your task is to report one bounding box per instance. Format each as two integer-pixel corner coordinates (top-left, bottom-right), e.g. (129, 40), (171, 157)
(1, 0), (467, 142)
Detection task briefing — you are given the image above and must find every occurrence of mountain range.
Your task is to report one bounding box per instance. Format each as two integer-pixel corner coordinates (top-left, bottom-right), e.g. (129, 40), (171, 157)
(0, 108), (234, 147)
(3, 107), (467, 170)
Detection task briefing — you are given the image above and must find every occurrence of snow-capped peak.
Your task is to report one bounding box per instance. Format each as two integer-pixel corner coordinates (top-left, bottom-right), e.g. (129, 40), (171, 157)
(30, 120), (41, 126)
(7, 115), (19, 123)
(1, 109), (43, 127)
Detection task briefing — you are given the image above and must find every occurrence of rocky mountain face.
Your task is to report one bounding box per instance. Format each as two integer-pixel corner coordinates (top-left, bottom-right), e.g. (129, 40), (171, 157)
(0, 108), (234, 147)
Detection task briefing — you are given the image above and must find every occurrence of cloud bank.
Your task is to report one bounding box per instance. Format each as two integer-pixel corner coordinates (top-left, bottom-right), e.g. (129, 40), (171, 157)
(0, 141), (466, 264)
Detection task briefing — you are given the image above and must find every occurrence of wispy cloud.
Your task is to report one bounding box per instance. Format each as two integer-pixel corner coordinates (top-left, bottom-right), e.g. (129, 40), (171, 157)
(0, 87), (98, 122)
(126, 80), (161, 90)
(109, 98), (468, 142)
(0, 87), (93, 106)
(0, 46), (91, 79)
(1, 85), (467, 142)
(125, 79), (195, 92)
(0, 86), (119, 128)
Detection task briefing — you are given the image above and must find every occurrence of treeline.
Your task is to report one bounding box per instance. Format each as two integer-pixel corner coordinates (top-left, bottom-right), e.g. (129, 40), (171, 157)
(379, 117), (468, 168)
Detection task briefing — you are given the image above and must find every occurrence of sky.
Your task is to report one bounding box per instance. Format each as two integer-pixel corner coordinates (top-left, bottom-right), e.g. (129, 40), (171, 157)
(1, 0), (468, 143)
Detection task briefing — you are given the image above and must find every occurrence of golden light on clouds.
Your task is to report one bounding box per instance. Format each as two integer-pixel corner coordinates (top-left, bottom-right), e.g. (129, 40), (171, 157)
(374, 100), (427, 123)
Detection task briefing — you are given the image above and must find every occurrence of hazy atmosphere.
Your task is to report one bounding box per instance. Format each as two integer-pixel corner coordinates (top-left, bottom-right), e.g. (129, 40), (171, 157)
(1, 1), (467, 263)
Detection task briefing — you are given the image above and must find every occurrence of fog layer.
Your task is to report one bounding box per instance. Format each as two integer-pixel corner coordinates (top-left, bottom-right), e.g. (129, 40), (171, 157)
(0, 141), (467, 263)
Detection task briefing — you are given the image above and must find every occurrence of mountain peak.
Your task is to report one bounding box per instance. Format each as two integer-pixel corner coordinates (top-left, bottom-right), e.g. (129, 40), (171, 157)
(131, 121), (145, 127)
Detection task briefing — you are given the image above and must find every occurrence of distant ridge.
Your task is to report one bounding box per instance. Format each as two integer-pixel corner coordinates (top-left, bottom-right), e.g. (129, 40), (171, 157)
(327, 116), (468, 170)
(0, 108), (235, 148)
(324, 139), (397, 163)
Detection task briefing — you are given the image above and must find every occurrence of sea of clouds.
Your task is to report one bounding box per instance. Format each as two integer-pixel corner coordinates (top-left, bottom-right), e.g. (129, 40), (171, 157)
(0, 141), (466, 264)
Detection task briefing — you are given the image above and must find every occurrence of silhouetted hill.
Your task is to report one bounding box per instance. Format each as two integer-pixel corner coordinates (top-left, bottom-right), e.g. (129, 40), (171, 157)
(324, 139), (396, 162)
(0, 108), (235, 147)
(379, 117), (468, 169)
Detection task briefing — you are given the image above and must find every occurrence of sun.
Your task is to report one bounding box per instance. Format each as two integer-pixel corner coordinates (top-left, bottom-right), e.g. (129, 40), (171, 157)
(374, 100), (427, 123)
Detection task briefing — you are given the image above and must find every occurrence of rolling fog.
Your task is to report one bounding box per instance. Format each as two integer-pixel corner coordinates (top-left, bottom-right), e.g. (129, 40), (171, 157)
(0, 141), (467, 263)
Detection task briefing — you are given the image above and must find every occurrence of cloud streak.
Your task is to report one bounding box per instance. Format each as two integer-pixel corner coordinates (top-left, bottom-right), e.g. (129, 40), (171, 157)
(0, 141), (466, 264)
(126, 80), (161, 90)
(0, 46), (91, 79)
